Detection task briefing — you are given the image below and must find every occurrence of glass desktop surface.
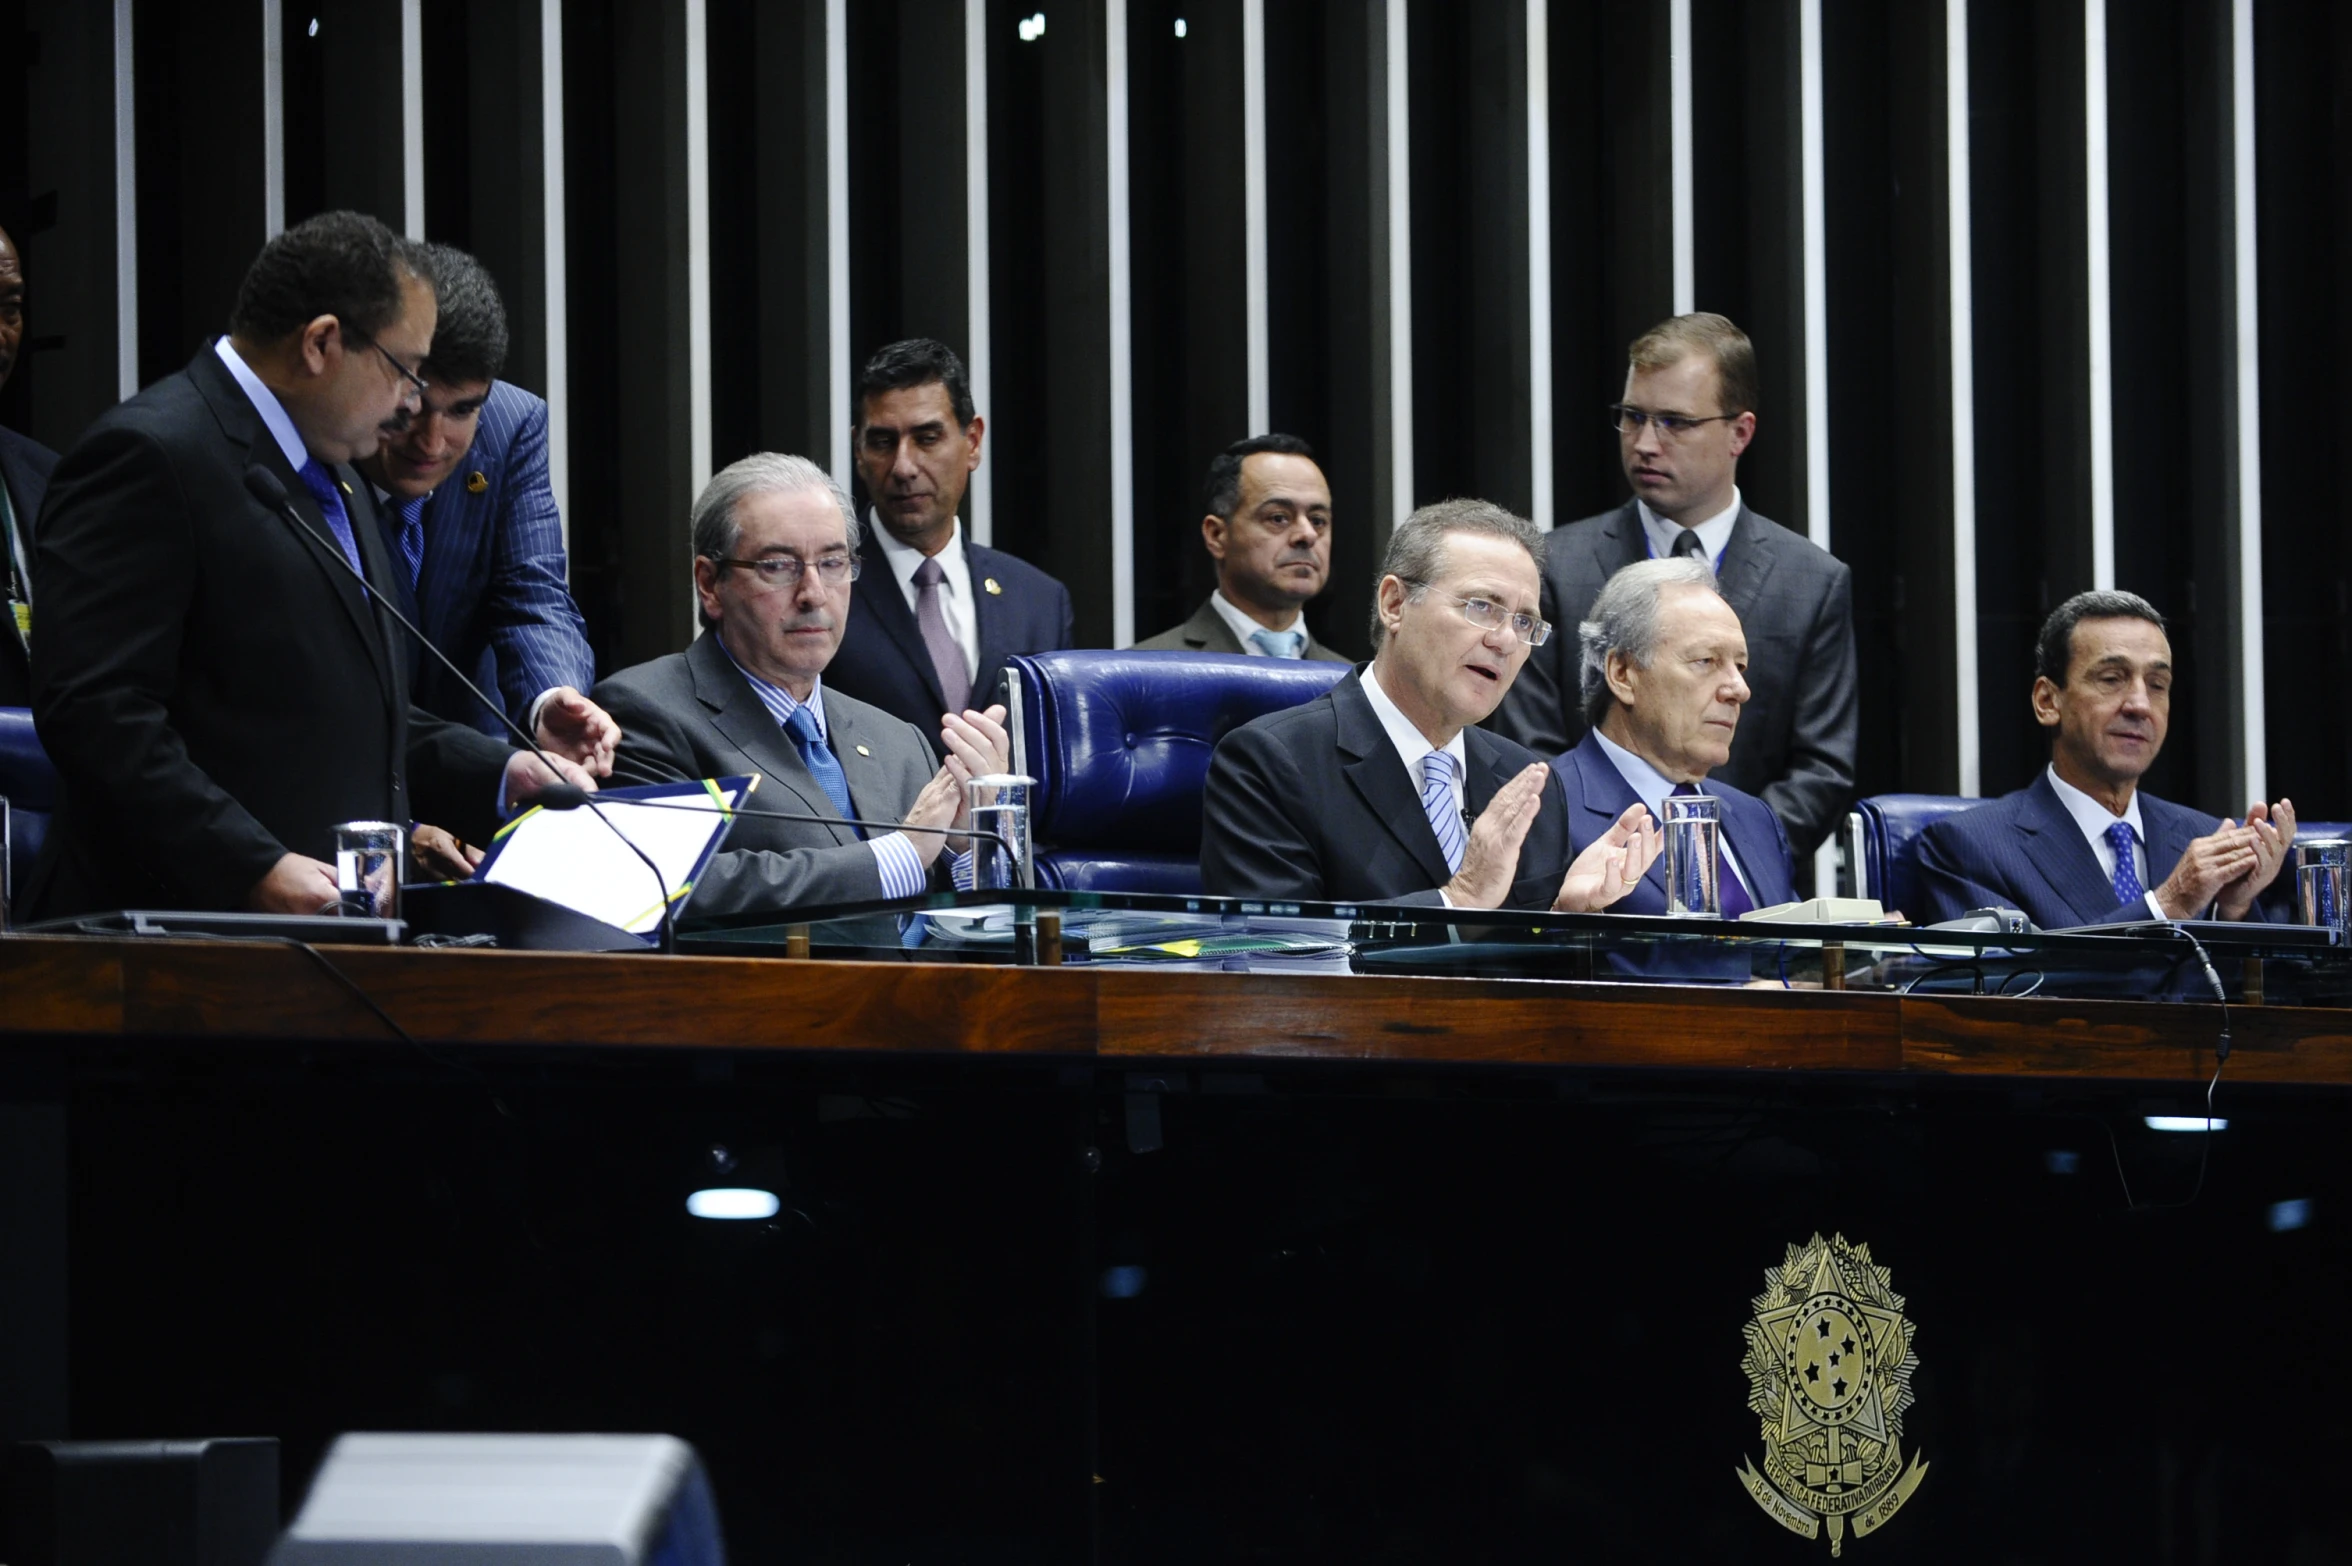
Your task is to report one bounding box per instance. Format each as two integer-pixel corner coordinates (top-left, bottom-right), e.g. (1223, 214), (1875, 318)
(677, 889), (2352, 1005)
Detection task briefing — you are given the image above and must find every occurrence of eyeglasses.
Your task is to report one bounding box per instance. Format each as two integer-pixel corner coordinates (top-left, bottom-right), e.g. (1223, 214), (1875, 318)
(711, 553), (862, 588)
(1609, 403), (1739, 440)
(350, 330), (431, 397)
(1407, 584), (1551, 647)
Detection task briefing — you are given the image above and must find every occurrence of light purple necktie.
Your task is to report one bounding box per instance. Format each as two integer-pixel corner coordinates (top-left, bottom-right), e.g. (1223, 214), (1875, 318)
(912, 555), (971, 713)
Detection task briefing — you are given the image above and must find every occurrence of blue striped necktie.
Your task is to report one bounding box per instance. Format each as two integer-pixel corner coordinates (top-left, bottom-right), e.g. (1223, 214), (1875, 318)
(396, 494), (427, 592)
(783, 703), (860, 833)
(1422, 751), (1465, 875)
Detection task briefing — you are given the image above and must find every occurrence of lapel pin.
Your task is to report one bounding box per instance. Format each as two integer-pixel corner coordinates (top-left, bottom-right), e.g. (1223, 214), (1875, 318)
(337, 478), (354, 496)
(465, 471), (489, 494)
(855, 743), (871, 757)
(984, 577), (1003, 596)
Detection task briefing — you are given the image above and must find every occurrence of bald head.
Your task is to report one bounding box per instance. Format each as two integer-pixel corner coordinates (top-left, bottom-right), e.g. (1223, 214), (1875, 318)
(0, 225), (24, 396)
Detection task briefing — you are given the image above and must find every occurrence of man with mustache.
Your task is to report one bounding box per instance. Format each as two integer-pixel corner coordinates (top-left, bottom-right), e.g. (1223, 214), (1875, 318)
(1554, 557), (1795, 914)
(0, 221), (58, 707)
(1912, 590), (2294, 927)
(1490, 313), (1857, 858)
(1136, 433), (1348, 661)
(823, 338), (1072, 752)
(593, 453), (1011, 918)
(1201, 498), (1660, 909)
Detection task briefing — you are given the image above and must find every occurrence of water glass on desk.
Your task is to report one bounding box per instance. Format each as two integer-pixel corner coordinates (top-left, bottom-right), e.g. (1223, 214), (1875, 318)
(964, 773), (1035, 892)
(1661, 794), (1722, 917)
(2299, 839), (2349, 942)
(333, 820), (404, 920)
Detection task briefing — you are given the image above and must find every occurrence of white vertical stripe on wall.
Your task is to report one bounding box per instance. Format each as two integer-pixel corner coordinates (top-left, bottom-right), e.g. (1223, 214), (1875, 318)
(826, 0), (851, 490)
(1108, 0), (1136, 646)
(685, 0), (712, 502)
(113, 0), (137, 400)
(2231, 0), (2264, 805)
(542, 0), (570, 541)
(1525, 0), (1551, 531)
(1799, 0), (1833, 888)
(1668, 0), (1693, 315)
(1242, 0), (1269, 433)
(1384, 0), (1412, 520)
(400, 0), (423, 238)
(965, 0), (993, 545)
(2083, 0), (2114, 591)
(1947, 0), (1980, 796)
(263, 0), (285, 238)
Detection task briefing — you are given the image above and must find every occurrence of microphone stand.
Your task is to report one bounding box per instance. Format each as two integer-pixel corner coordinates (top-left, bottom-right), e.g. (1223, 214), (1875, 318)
(242, 465), (679, 953)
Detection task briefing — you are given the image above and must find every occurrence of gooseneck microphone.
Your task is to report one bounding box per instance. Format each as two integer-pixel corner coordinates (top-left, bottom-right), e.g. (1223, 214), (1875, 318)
(242, 464), (679, 952)
(529, 786), (1022, 887)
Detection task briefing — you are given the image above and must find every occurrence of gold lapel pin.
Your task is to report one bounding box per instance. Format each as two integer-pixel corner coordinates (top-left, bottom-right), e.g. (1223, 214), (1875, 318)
(984, 577), (1003, 596)
(465, 471), (489, 494)
(337, 478), (354, 496)
(854, 743), (871, 757)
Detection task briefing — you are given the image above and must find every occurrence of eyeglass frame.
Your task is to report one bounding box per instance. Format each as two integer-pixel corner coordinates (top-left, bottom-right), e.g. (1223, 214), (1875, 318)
(1608, 402), (1742, 441)
(347, 328), (431, 398)
(1400, 580), (1552, 647)
(706, 552), (864, 589)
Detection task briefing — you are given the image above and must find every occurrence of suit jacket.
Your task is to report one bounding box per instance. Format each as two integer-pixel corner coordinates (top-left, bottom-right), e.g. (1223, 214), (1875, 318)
(379, 381), (596, 736)
(594, 630), (948, 919)
(0, 424), (60, 707)
(27, 345), (513, 918)
(823, 523), (1074, 751)
(1490, 499), (1858, 855)
(1200, 666), (1571, 908)
(1555, 729), (1797, 916)
(1910, 772), (2261, 929)
(1134, 596), (1351, 662)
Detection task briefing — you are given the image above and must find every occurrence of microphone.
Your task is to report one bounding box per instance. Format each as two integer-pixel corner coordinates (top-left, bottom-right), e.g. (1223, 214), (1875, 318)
(242, 464), (680, 952)
(529, 787), (1024, 889)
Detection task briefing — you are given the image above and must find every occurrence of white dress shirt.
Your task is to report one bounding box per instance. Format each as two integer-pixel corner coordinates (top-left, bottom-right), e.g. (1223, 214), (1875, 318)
(215, 337), (311, 472)
(1361, 664), (1469, 903)
(2045, 765), (2167, 920)
(871, 515), (979, 681)
(1209, 588), (1306, 654)
(1637, 486), (1741, 570)
(1591, 727), (1753, 894)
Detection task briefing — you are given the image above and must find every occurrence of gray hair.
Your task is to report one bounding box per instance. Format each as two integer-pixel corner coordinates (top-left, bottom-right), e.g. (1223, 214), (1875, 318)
(690, 453), (860, 626)
(1368, 497), (1546, 649)
(1577, 557), (1723, 727)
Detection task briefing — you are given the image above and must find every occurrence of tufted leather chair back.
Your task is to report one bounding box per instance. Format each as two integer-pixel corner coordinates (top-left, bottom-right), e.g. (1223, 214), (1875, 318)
(1854, 793), (1980, 919)
(1005, 650), (1351, 893)
(0, 706), (58, 907)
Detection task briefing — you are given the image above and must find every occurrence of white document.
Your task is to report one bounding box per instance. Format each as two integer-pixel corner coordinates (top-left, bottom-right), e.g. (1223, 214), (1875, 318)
(482, 791), (740, 934)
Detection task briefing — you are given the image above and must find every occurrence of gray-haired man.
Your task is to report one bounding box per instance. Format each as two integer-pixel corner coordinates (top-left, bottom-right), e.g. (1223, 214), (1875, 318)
(593, 453), (1011, 918)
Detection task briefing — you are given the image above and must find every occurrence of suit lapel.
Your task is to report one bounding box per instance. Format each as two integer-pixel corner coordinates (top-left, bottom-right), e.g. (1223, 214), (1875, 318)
(857, 528), (946, 712)
(417, 460), (492, 641)
(1713, 505), (1780, 627)
(1335, 673), (1454, 889)
(2018, 774), (2126, 922)
(1185, 599), (1245, 654)
(691, 634), (859, 845)
(1565, 736), (1670, 903)
(336, 471), (401, 708)
(1590, 501), (1647, 582)
(827, 700), (908, 830)
(966, 539), (1015, 703)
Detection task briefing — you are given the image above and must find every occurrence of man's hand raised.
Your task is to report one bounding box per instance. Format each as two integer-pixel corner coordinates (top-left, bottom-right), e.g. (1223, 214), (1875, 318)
(535, 687), (621, 777)
(1554, 803), (1663, 912)
(2154, 822), (2262, 920)
(2217, 797), (2296, 920)
(1441, 762), (1549, 909)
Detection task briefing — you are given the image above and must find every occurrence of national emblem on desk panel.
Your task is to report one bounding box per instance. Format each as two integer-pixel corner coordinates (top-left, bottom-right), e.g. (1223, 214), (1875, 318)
(1736, 1232), (1929, 1555)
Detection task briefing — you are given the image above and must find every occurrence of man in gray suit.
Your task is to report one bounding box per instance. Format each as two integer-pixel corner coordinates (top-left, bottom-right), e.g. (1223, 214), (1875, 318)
(594, 453), (1010, 919)
(1489, 313), (1857, 854)
(1136, 433), (1349, 662)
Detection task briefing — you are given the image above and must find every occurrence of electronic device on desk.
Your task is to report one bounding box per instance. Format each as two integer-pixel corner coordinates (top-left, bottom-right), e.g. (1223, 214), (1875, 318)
(2069, 918), (2337, 949)
(401, 881), (645, 953)
(1926, 907), (2038, 935)
(27, 909), (406, 945)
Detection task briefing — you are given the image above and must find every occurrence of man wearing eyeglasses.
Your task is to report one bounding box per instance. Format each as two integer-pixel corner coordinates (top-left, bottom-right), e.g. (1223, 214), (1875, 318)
(26, 211), (588, 919)
(593, 453), (1012, 918)
(1201, 498), (1660, 909)
(1490, 313), (1857, 860)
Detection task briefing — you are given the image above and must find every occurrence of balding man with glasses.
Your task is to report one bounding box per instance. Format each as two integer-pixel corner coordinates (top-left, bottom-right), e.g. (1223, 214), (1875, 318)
(1491, 313), (1857, 858)
(1201, 498), (1660, 909)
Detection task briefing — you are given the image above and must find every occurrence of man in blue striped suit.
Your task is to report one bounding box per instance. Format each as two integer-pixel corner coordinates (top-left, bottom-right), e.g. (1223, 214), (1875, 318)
(354, 243), (616, 776)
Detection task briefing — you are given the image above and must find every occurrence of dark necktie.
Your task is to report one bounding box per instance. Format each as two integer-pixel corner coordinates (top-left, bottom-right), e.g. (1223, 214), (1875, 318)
(2106, 820), (2143, 905)
(783, 703), (860, 834)
(294, 459), (368, 590)
(396, 494), (427, 593)
(1672, 781), (1755, 915)
(1670, 528), (1704, 559)
(911, 556), (971, 713)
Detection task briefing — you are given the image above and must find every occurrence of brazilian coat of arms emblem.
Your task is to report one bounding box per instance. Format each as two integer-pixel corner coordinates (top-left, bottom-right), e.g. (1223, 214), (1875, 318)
(1737, 1233), (1929, 1555)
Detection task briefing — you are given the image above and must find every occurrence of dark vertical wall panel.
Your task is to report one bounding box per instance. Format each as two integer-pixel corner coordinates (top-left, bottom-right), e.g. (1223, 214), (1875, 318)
(15, 0), (124, 450)
(285, 0), (407, 229)
(449, 0), (553, 400)
(559, 0), (627, 673)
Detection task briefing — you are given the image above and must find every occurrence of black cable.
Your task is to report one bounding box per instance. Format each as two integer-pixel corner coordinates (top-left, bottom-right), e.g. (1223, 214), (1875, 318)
(2100, 926), (2232, 1212)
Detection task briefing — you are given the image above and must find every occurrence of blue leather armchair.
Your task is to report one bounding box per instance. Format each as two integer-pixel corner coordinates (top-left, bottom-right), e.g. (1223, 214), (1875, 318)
(1004, 650), (1351, 894)
(1, 706), (58, 907)
(1849, 793), (1980, 922)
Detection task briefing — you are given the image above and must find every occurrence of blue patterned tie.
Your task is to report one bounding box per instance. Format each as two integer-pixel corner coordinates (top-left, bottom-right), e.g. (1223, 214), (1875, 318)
(1422, 751), (1465, 875)
(294, 459), (367, 589)
(1249, 626), (1307, 659)
(783, 704), (860, 834)
(396, 494), (427, 593)
(2106, 820), (2143, 905)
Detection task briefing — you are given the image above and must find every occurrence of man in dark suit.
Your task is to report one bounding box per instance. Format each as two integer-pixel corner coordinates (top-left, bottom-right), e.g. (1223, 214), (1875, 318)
(1136, 433), (1349, 662)
(353, 244), (614, 770)
(1490, 313), (1856, 855)
(27, 211), (587, 918)
(1554, 558), (1795, 916)
(825, 339), (1072, 747)
(1201, 498), (1658, 909)
(1912, 591), (2294, 928)
(0, 221), (59, 707)
(595, 453), (1012, 919)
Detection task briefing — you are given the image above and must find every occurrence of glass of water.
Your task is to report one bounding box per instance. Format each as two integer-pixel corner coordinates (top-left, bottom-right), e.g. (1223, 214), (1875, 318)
(2297, 839), (2349, 942)
(1660, 794), (1722, 917)
(963, 773), (1035, 892)
(333, 820), (405, 920)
